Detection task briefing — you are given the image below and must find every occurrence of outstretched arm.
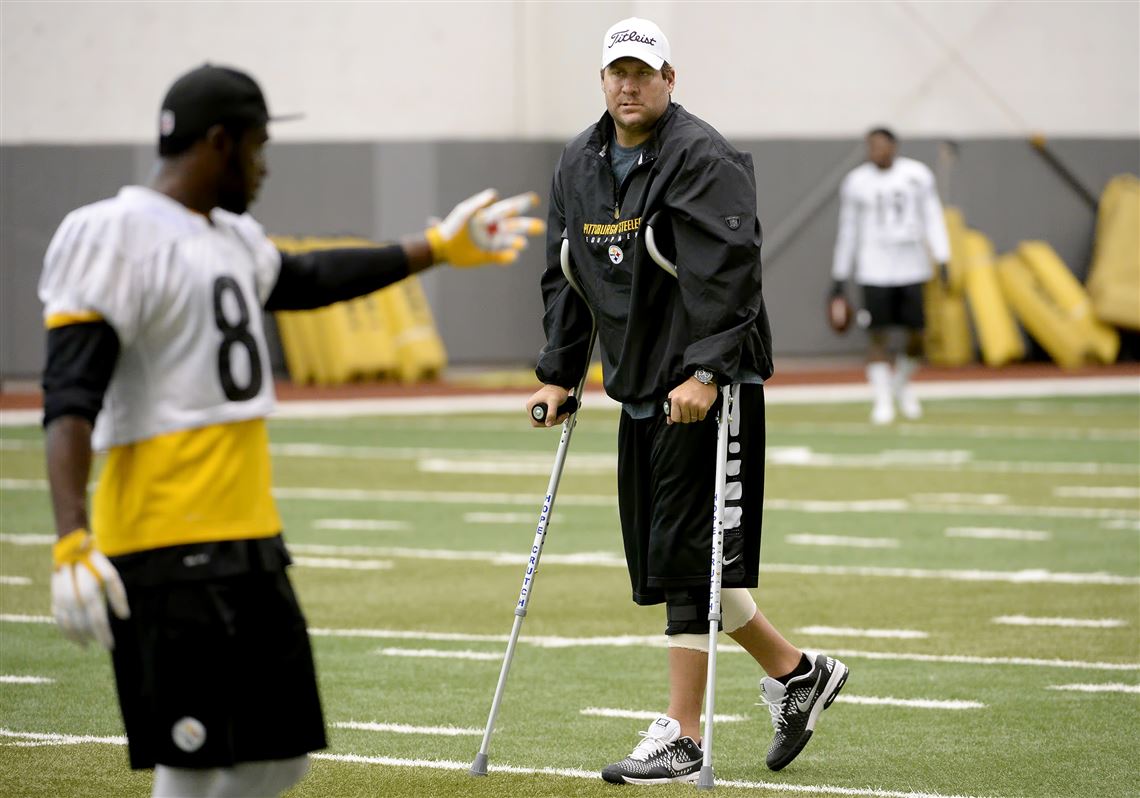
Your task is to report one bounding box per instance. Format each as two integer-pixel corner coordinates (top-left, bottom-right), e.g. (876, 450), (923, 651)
(266, 190), (544, 311)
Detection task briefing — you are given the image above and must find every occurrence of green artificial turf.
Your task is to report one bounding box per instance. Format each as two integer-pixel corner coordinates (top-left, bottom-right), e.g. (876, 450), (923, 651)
(1, 394), (1137, 797)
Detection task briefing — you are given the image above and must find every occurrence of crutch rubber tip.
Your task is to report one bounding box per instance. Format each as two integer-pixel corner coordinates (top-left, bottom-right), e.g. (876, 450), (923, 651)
(697, 766), (715, 789)
(470, 753), (489, 777)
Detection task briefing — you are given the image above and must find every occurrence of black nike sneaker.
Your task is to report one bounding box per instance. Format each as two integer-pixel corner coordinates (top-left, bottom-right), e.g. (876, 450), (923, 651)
(759, 651), (849, 771)
(600, 715), (704, 785)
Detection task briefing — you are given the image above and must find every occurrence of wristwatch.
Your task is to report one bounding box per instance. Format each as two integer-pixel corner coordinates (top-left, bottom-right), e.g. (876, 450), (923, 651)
(692, 367), (716, 386)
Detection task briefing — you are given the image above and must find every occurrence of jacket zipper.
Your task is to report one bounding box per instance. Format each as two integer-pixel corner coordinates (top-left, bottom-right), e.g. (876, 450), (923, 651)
(609, 150), (656, 220)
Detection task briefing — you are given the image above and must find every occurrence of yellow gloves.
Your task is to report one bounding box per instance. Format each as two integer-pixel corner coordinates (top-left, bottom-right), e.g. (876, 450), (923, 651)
(426, 189), (545, 267)
(51, 529), (130, 649)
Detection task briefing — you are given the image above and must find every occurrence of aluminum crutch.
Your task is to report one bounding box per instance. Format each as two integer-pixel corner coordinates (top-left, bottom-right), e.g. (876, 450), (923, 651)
(470, 239), (596, 777)
(697, 382), (736, 789)
(647, 213), (737, 790)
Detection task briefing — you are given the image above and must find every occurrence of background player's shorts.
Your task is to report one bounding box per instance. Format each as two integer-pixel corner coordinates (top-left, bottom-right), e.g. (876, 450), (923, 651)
(860, 282), (926, 329)
(109, 542), (326, 770)
(617, 383), (765, 605)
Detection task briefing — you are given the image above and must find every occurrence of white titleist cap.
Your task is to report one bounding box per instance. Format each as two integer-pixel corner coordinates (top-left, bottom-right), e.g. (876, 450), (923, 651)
(601, 17), (670, 70)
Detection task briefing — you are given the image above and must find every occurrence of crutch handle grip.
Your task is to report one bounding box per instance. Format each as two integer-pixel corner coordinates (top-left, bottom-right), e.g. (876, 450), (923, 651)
(531, 396), (578, 423)
(661, 393), (723, 420)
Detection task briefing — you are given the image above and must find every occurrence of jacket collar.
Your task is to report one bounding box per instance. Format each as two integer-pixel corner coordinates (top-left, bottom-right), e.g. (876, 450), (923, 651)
(586, 102), (680, 161)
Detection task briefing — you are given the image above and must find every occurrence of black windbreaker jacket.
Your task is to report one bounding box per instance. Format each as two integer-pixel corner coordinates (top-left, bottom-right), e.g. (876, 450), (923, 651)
(535, 102), (773, 405)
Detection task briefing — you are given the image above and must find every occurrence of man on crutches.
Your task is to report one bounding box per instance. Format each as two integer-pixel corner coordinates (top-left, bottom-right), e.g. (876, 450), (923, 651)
(527, 17), (849, 784)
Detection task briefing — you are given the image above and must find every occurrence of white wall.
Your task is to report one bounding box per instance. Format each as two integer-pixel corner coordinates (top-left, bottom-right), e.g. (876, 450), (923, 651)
(3, 0), (1137, 143)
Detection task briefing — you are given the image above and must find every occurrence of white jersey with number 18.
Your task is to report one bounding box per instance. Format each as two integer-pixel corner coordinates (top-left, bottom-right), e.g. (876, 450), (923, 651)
(831, 156), (951, 287)
(39, 185), (284, 556)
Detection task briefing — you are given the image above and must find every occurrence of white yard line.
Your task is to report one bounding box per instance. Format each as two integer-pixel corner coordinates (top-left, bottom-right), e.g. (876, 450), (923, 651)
(418, 457), (614, 475)
(785, 534), (900, 549)
(375, 647), (500, 661)
(913, 493), (1008, 505)
(765, 498), (1140, 521)
(464, 512), (550, 525)
(1053, 486), (1140, 500)
(0, 532), (54, 544)
(14, 432), (1128, 474)
(775, 419), (1138, 442)
(0, 614), (52, 624)
(912, 503), (1138, 521)
(306, 626), (1140, 670)
(313, 519), (411, 532)
(289, 543), (626, 568)
(333, 721), (483, 736)
(0, 676), (54, 684)
(945, 528), (1051, 541)
(580, 707), (745, 723)
(992, 615), (1127, 629)
(766, 499), (911, 513)
(310, 628), (508, 643)
(765, 563), (1140, 586)
(291, 557), (393, 571)
(836, 695), (985, 710)
(0, 533), (1133, 587)
(0, 576), (32, 585)
(770, 448), (1137, 476)
(291, 543), (1136, 585)
(0, 479), (48, 491)
(275, 486), (617, 507)
(825, 648), (1139, 672)
(1101, 519), (1140, 531)
(4, 481), (1138, 522)
(1047, 683), (1140, 694)
(0, 728), (126, 746)
(797, 626), (928, 640)
(311, 750), (1000, 797)
(2, 374), (1135, 428)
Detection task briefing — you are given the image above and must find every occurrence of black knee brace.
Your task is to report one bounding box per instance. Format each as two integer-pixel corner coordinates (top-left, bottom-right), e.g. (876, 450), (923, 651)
(664, 587), (714, 635)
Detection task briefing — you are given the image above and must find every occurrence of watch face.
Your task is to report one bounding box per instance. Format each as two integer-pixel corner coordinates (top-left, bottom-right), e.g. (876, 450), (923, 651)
(695, 368), (714, 385)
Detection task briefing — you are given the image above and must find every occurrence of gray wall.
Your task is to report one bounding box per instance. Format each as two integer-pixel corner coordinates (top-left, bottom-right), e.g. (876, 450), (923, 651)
(3, 138), (1137, 379)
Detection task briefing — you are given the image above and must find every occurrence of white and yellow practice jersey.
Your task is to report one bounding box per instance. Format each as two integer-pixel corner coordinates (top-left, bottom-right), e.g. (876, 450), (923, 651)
(39, 185), (283, 556)
(831, 156), (951, 287)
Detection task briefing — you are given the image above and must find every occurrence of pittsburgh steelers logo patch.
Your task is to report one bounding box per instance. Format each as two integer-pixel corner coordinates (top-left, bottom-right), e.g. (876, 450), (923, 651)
(608, 245), (623, 265)
(172, 716), (207, 753)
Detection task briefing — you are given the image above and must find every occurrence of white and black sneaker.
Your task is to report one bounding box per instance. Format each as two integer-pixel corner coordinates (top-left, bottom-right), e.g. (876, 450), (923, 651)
(759, 651), (849, 771)
(600, 716), (703, 785)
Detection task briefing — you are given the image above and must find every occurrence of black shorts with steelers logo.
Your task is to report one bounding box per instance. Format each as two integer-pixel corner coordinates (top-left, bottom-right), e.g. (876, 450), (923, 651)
(617, 383), (766, 606)
(109, 536), (326, 769)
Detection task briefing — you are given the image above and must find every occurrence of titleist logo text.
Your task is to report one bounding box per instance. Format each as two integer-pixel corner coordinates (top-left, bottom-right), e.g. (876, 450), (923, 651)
(609, 29), (656, 48)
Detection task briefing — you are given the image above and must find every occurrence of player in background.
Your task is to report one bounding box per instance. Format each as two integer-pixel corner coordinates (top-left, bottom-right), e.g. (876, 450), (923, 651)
(41, 64), (543, 798)
(830, 127), (951, 424)
(528, 18), (848, 784)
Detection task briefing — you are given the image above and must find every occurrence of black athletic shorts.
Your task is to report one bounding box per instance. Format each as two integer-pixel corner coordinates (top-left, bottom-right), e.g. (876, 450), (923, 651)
(108, 536), (327, 770)
(860, 282), (926, 330)
(617, 383), (765, 605)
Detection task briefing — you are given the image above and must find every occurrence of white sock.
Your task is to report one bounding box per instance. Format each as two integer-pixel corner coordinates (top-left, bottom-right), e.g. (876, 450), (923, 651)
(207, 757), (310, 798)
(153, 766), (217, 798)
(866, 362), (895, 423)
(894, 355), (920, 391)
(866, 362), (893, 401)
